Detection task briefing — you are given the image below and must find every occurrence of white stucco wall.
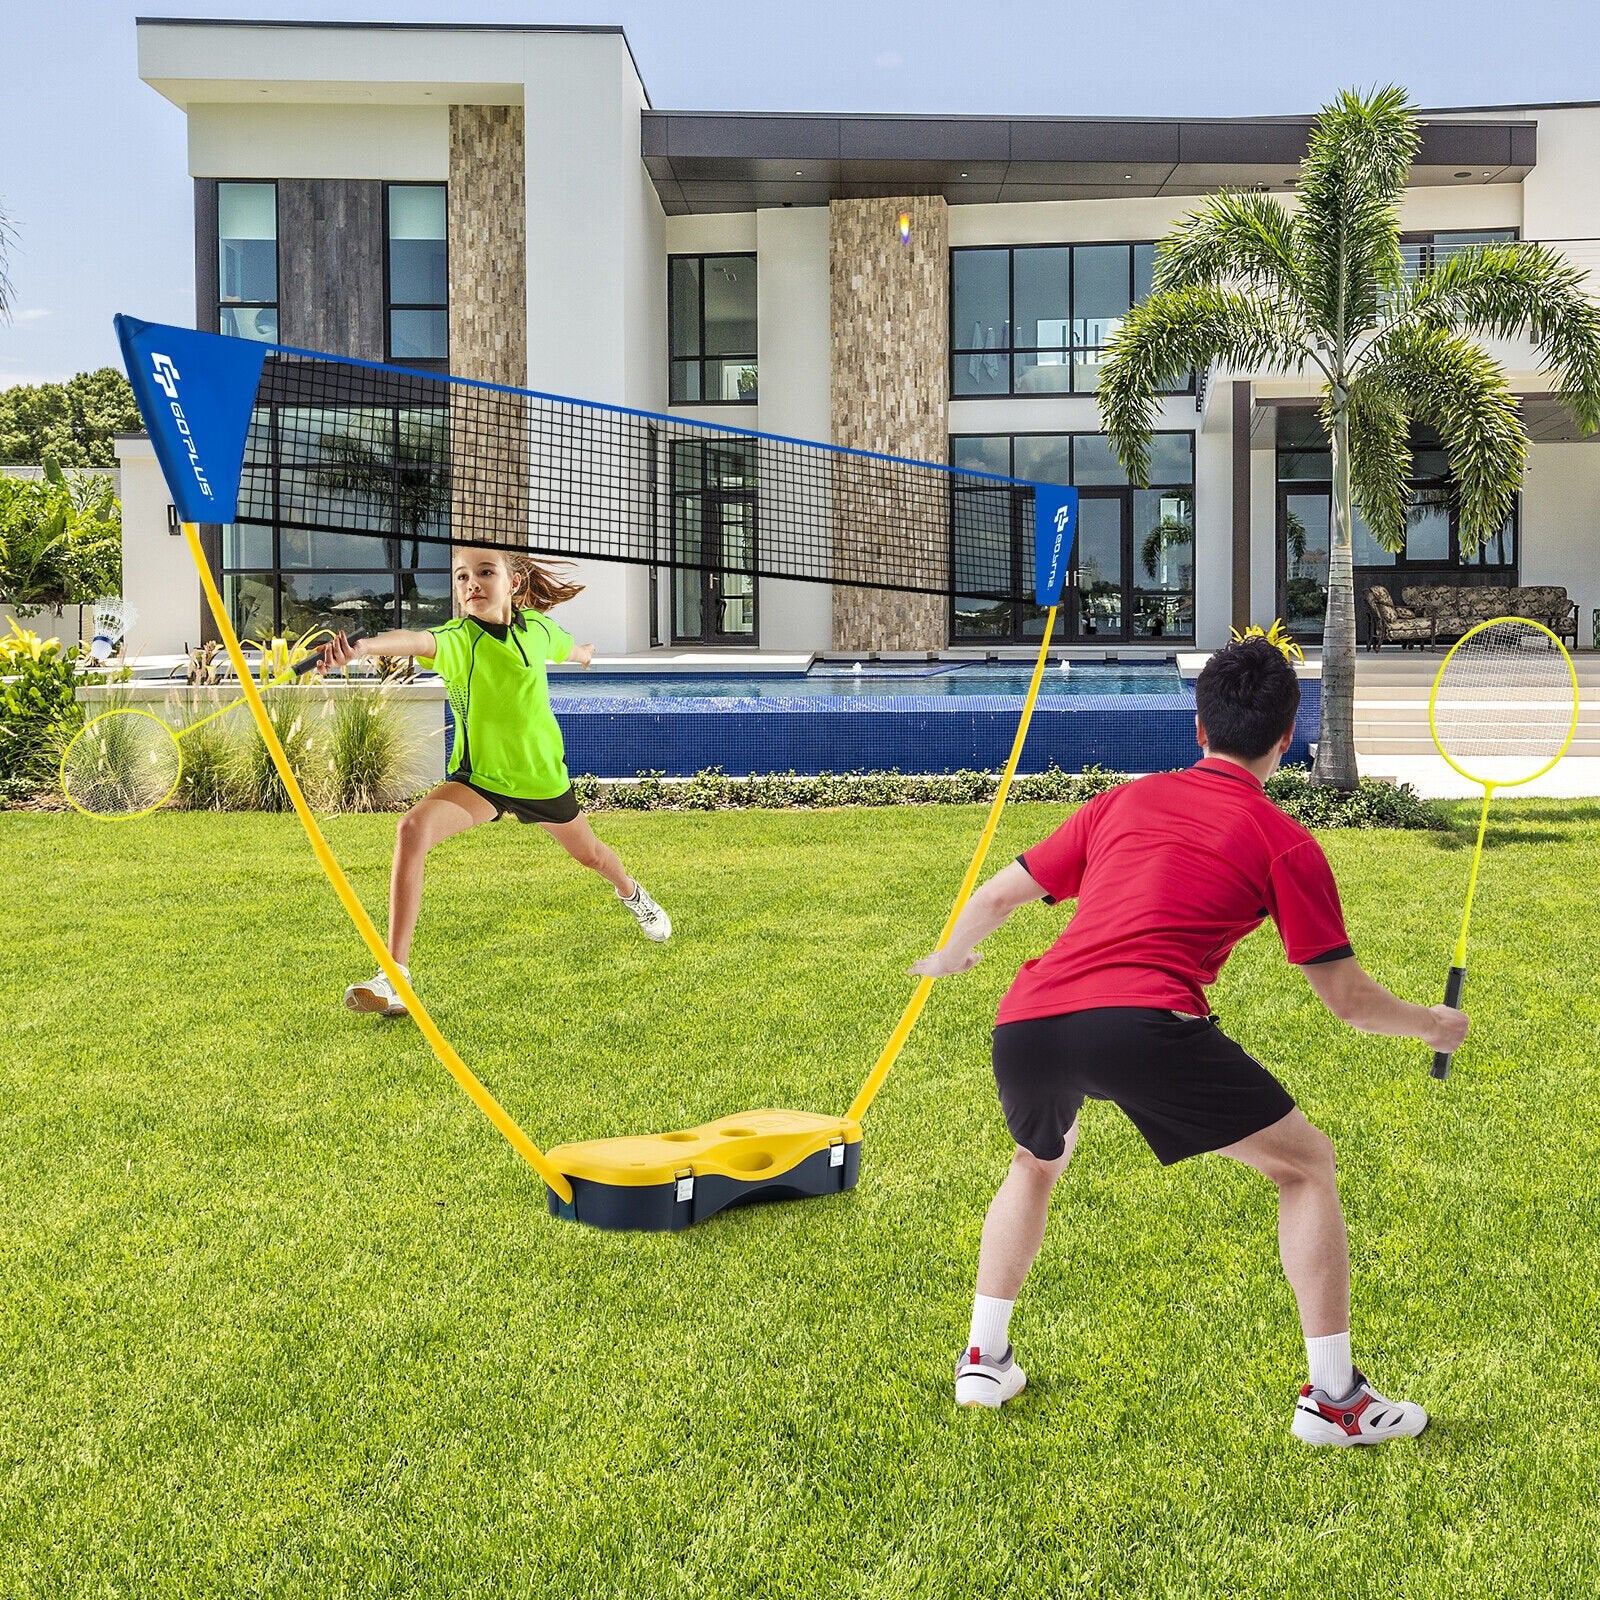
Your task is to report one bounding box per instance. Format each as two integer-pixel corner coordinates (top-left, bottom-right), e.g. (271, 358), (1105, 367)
(751, 206), (832, 651)
(113, 434), (197, 657)
(187, 104), (448, 180)
(1519, 441), (1600, 648)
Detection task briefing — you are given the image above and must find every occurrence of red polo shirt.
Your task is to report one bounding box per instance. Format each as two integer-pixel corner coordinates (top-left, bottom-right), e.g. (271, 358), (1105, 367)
(997, 758), (1353, 1025)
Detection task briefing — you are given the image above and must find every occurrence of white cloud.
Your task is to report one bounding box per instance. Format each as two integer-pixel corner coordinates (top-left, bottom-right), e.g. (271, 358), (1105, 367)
(874, 50), (904, 69)
(11, 308), (52, 323)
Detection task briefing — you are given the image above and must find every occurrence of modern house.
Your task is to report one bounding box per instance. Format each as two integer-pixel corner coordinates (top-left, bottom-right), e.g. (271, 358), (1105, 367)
(125, 17), (1600, 658)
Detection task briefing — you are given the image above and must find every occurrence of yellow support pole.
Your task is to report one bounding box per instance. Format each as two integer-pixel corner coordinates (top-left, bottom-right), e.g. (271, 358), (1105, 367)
(181, 524), (574, 1204)
(845, 607), (1059, 1125)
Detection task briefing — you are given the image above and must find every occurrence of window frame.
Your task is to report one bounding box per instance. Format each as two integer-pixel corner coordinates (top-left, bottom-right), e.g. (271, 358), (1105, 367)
(216, 179), (280, 344)
(948, 429), (1196, 644)
(668, 252), (759, 407)
(1273, 410), (1521, 642)
(949, 241), (1186, 399)
(222, 400), (454, 637)
(384, 181), (450, 371)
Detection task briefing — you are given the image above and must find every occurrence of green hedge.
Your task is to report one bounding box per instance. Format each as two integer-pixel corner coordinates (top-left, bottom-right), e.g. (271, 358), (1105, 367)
(570, 763), (1447, 830)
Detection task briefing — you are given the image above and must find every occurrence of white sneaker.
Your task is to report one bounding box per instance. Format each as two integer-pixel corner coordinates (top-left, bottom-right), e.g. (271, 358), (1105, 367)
(619, 881), (671, 942)
(954, 1344), (1026, 1408)
(344, 969), (408, 1017)
(1291, 1368), (1428, 1446)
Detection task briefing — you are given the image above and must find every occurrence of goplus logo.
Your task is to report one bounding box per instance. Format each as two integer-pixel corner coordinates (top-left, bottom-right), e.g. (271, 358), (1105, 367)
(1053, 504), (1072, 535)
(149, 351), (213, 502)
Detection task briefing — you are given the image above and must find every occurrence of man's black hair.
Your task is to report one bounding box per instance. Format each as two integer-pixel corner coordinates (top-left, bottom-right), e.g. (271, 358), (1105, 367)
(1195, 637), (1302, 760)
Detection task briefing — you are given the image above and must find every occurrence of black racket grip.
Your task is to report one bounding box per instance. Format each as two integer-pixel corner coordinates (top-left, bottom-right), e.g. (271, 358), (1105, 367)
(292, 630), (365, 675)
(1431, 965), (1466, 1080)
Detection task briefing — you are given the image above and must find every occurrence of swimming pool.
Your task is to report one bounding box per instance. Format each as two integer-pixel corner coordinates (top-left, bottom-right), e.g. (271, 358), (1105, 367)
(528, 659), (1320, 779)
(549, 662), (1183, 701)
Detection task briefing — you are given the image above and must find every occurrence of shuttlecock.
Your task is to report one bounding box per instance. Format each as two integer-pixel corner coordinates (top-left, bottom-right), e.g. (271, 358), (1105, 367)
(89, 597), (137, 662)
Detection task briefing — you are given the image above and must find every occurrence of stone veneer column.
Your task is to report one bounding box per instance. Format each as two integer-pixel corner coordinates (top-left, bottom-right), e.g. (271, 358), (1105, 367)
(447, 106), (529, 553)
(828, 195), (950, 651)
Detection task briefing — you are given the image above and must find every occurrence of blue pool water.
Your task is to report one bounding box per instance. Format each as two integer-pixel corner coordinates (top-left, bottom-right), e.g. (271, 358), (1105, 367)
(548, 662), (1182, 701)
(446, 660), (1320, 779)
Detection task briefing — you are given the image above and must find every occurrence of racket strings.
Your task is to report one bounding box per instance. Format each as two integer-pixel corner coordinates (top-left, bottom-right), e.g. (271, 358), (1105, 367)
(61, 711), (184, 817)
(1430, 619), (1578, 786)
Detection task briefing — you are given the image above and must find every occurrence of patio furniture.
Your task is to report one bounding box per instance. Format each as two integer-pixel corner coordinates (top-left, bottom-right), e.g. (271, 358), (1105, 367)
(1365, 583), (1579, 649)
(1402, 584), (1578, 648)
(1365, 585), (1435, 650)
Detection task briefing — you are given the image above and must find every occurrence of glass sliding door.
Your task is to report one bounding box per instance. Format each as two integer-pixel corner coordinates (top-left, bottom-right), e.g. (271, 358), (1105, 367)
(1281, 489), (1332, 635)
(671, 439), (758, 643)
(1071, 493), (1127, 642)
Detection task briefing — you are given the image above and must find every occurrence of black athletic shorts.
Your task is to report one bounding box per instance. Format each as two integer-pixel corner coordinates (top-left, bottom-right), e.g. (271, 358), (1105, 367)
(461, 780), (581, 826)
(992, 1007), (1296, 1166)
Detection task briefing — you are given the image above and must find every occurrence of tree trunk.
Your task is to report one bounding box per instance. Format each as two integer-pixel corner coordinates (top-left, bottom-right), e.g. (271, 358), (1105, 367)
(1313, 397), (1360, 790)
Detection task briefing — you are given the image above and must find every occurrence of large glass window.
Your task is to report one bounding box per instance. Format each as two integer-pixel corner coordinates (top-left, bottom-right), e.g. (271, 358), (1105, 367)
(950, 431), (1195, 643)
(669, 254), (757, 404)
(221, 402), (453, 639)
(1274, 408), (1517, 640)
(218, 182), (278, 343)
(951, 242), (1173, 397)
(387, 184), (448, 367)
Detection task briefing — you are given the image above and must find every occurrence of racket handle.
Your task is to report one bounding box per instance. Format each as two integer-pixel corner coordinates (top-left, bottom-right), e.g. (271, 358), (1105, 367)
(1431, 965), (1466, 1080)
(291, 630), (365, 676)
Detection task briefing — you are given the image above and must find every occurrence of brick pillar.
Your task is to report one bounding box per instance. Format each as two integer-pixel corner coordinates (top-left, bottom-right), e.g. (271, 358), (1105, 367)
(448, 106), (528, 557)
(828, 196), (949, 650)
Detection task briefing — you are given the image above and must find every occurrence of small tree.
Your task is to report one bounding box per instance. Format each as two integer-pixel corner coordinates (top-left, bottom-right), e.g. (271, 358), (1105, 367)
(1098, 86), (1600, 788)
(0, 460), (122, 616)
(0, 369), (143, 468)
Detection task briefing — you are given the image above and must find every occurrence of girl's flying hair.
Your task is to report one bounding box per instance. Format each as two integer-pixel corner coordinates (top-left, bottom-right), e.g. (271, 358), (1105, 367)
(510, 554), (584, 612)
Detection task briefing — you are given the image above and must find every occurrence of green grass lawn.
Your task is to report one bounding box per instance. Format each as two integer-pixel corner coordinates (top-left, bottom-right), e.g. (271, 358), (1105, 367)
(3, 799), (1598, 1598)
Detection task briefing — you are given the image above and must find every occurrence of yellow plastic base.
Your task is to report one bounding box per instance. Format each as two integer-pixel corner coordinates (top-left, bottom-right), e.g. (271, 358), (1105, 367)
(546, 1109), (864, 1231)
(548, 1108), (860, 1187)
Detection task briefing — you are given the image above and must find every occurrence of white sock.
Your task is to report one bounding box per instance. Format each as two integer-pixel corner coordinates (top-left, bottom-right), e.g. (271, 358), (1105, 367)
(1306, 1331), (1354, 1397)
(968, 1294), (1014, 1359)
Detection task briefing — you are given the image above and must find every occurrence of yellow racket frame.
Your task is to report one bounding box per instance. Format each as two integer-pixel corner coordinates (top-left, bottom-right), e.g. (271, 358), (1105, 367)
(60, 660), (326, 822)
(60, 708), (184, 821)
(1428, 615), (1579, 971)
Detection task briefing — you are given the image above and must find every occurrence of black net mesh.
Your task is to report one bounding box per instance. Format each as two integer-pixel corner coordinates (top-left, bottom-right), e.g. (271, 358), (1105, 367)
(236, 351), (1036, 600)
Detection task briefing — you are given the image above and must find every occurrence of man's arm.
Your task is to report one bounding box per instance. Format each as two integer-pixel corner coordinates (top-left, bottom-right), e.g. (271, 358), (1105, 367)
(909, 862), (1049, 978)
(1300, 956), (1468, 1055)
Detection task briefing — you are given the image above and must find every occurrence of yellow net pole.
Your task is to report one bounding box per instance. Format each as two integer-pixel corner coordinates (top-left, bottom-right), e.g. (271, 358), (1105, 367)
(182, 524), (574, 1204)
(845, 607), (1059, 1125)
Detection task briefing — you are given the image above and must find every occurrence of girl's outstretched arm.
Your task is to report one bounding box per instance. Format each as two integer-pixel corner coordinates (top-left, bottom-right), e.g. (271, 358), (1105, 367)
(315, 628), (437, 672)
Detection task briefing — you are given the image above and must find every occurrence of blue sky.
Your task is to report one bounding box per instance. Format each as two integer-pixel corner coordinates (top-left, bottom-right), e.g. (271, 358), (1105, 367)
(3, 0), (1598, 386)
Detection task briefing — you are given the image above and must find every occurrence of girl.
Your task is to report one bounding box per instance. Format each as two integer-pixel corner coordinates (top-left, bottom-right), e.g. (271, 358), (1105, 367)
(318, 546), (671, 1018)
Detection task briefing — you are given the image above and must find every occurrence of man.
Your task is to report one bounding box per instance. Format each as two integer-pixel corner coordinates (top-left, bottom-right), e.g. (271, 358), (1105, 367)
(912, 638), (1467, 1446)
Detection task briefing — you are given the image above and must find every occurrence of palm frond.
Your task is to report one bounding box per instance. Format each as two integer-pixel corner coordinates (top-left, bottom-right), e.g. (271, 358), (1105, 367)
(1387, 242), (1600, 431)
(1292, 87), (1418, 341)
(1154, 190), (1308, 309)
(1339, 377), (1411, 549)
(1098, 287), (1317, 484)
(1361, 325), (1526, 554)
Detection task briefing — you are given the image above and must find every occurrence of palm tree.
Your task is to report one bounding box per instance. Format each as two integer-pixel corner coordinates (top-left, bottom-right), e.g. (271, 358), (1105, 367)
(0, 199), (16, 323)
(1098, 87), (1600, 788)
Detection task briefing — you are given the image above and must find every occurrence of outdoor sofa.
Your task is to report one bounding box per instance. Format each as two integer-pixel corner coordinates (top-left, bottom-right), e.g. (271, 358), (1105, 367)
(1366, 583), (1578, 650)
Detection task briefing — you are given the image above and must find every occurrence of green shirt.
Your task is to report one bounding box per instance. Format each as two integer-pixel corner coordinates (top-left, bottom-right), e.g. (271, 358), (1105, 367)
(421, 610), (575, 799)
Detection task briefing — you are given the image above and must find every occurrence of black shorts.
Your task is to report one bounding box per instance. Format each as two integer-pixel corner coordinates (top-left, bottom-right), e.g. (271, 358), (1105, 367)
(460, 781), (581, 826)
(992, 1007), (1296, 1166)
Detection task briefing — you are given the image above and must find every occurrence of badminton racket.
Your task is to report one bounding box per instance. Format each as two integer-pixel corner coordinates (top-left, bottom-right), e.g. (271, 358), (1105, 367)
(1426, 616), (1579, 1078)
(60, 633), (363, 820)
